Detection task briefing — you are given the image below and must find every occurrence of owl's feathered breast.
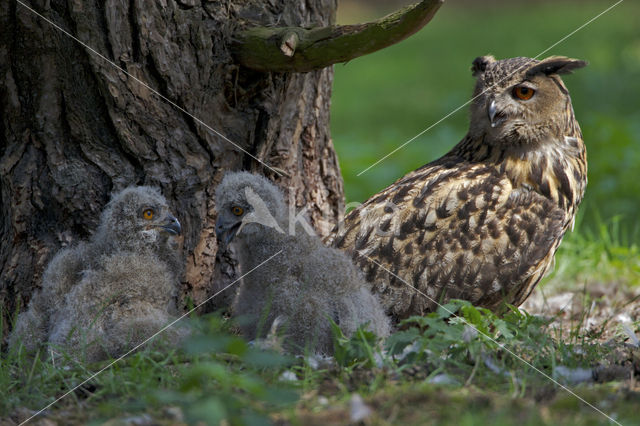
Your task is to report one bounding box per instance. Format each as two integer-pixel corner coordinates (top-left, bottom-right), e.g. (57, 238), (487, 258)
(334, 151), (571, 319)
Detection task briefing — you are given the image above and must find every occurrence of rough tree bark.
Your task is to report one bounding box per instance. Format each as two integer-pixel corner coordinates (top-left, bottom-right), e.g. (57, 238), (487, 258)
(0, 0), (442, 341)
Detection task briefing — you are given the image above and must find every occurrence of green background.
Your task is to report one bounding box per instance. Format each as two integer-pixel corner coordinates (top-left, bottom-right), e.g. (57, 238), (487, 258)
(331, 0), (640, 237)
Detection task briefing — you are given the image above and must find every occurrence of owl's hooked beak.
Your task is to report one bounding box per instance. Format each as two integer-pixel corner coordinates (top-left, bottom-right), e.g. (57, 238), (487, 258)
(160, 215), (182, 235)
(215, 217), (241, 247)
(488, 100), (506, 128)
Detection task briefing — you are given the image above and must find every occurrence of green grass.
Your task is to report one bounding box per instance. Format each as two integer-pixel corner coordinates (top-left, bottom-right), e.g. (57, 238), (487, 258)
(545, 213), (640, 292)
(1, 316), (300, 424)
(3, 255), (638, 425)
(332, 0), (640, 237)
(3, 214), (639, 425)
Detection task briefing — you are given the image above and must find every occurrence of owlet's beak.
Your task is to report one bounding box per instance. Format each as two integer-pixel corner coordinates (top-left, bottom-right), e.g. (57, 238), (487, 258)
(215, 217), (241, 247)
(160, 215), (182, 235)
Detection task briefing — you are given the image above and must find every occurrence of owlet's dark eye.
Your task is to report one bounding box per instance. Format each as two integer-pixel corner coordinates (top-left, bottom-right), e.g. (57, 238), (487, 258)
(142, 208), (154, 220)
(513, 86), (535, 100)
(231, 206), (244, 216)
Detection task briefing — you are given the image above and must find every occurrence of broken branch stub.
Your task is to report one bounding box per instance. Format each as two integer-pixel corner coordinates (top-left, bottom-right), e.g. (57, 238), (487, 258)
(232, 0), (444, 73)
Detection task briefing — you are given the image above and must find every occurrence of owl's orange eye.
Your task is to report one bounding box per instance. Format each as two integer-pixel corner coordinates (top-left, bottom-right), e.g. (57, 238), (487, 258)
(513, 86), (535, 100)
(231, 206), (244, 216)
(143, 209), (154, 220)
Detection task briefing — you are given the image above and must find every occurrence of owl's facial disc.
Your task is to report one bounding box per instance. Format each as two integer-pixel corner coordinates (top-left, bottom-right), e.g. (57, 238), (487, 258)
(215, 204), (249, 246)
(139, 206), (182, 235)
(486, 80), (538, 131)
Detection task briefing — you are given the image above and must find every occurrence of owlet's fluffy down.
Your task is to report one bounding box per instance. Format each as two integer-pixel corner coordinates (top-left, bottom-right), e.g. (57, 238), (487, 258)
(215, 172), (391, 355)
(9, 186), (187, 362)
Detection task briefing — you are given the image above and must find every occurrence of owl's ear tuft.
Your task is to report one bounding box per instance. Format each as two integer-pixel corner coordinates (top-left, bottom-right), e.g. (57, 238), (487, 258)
(471, 55), (496, 77)
(526, 56), (587, 77)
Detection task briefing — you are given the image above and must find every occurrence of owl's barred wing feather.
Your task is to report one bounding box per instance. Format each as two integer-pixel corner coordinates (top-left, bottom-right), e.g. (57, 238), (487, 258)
(334, 160), (567, 320)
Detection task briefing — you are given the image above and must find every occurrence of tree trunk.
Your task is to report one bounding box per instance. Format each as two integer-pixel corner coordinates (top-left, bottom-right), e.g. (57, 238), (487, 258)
(0, 0), (444, 341)
(0, 0), (344, 339)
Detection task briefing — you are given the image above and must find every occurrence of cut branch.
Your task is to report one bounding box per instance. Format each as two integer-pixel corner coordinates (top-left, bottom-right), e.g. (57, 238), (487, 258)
(232, 0), (444, 73)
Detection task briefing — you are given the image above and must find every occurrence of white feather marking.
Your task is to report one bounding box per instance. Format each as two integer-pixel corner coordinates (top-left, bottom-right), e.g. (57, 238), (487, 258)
(468, 215), (477, 229)
(424, 209), (437, 227)
(446, 194), (458, 212)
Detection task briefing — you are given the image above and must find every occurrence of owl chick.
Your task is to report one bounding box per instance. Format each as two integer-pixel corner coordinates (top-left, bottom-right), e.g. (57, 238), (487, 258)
(331, 56), (588, 322)
(215, 172), (390, 355)
(9, 186), (186, 362)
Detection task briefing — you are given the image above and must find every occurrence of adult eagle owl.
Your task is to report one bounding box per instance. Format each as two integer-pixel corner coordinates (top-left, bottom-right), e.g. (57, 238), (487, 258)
(331, 55), (588, 322)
